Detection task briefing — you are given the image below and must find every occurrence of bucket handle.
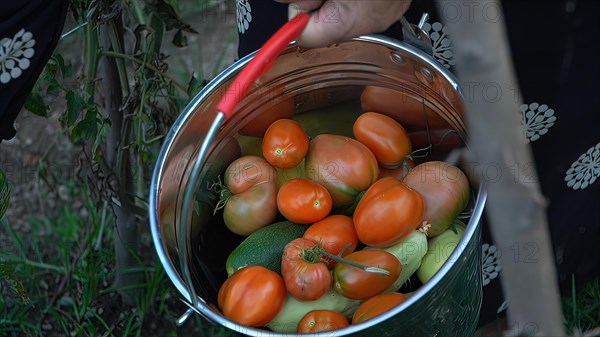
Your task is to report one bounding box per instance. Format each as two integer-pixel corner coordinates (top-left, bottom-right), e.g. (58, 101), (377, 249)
(216, 12), (311, 120)
(175, 12), (311, 327)
(400, 13), (434, 55)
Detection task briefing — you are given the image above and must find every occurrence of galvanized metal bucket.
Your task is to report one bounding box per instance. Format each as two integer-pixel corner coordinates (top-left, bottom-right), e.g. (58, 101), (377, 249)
(149, 34), (487, 337)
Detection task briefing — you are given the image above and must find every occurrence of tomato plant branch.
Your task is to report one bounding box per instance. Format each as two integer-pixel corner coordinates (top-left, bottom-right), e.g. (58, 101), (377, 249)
(312, 247), (390, 276)
(100, 50), (188, 94)
(107, 21), (130, 98)
(83, 21), (100, 99)
(409, 129), (459, 160)
(208, 177), (232, 215)
(337, 243), (353, 257)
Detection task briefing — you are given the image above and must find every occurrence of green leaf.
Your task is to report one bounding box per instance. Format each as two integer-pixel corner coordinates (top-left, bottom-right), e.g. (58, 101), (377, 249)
(149, 13), (166, 55)
(172, 29), (187, 47)
(145, 0), (198, 34)
(46, 53), (72, 79)
(0, 262), (30, 304)
(24, 92), (49, 117)
(165, 0), (179, 12)
(187, 72), (205, 97)
(71, 109), (98, 143)
(65, 90), (84, 126)
(92, 117), (111, 159)
(52, 53), (73, 78)
(40, 64), (63, 95)
(0, 170), (11, 220)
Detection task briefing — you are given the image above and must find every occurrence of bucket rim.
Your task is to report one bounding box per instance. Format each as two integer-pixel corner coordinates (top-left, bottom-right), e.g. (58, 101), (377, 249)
(149, 34), (484, 336)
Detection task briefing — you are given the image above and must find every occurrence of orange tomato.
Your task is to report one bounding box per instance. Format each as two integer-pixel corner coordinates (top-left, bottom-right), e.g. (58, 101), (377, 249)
(333, 250), (402, 300)
(297, 310), (350, 333)
(262, 119), (309, 169)
(353, 112), (412, 169)
(303, 215), (359, 268)
(352, 292), (407, 324)
(353, 177), (424, 247)
(360, 86), (452, 131)
(277, 178), (332, 224)
(218, 266), (287, 327)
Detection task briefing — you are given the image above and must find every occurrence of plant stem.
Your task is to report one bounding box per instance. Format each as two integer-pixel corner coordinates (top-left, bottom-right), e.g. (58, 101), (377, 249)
(83, 21), (99, 99)
(409, 129), (459, 159)
(99, 9), (141, 305)
(100, 50), (188, 94)
(108, 22), (130, 98)
(313, 247), (390, 276)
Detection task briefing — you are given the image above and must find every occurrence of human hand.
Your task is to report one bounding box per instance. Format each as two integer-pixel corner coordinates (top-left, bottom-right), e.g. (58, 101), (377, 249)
(274, 0), (412, 48)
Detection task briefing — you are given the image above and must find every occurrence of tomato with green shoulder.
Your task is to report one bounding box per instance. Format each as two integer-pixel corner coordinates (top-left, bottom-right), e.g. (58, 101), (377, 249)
(305, 134), (378, 210)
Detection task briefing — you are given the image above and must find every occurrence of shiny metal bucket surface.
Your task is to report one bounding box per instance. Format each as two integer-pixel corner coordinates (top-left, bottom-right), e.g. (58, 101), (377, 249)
(149, 35), (487, 337)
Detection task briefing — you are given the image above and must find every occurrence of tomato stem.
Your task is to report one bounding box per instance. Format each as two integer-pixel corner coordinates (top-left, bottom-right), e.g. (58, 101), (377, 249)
(337, 243), (353, 257)
(207, 176), (232, 215)
(418, 221), (431, 236)
(410, 129), (459, 159)
(457, 210), (472, 220)
(311, 247), (390, 276)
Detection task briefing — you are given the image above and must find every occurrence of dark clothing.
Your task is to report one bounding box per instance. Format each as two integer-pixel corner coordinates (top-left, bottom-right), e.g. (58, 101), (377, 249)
(234, 0), (600, 327)
(0, 0), (70, 143)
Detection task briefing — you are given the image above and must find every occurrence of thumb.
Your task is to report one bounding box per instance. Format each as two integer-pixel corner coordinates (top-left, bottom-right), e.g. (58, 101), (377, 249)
(277, 0), (323, 12)
(288, 1), (355, 48)
(287, 1), (411, 48)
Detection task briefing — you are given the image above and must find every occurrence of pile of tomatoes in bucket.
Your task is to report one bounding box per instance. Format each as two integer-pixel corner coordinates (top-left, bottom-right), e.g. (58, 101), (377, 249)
(210, 107), (471, 334)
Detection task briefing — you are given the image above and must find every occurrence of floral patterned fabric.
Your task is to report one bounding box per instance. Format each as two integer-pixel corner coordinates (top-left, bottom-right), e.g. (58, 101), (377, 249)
(0, 29), (36, 84)
(0, 0), (70, 143)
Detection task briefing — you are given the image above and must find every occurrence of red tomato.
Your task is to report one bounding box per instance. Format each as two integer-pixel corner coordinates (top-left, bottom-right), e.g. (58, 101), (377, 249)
(282, 238), (332, 301)
(353, 112), (412, 169)
(218, 266), (287, 327)
(333, 250), (402, 300)
(305, 134), (379, 209)
(303, 215), (359, 268)
(297, 310), (350, 333)
(277, 178), (332, 224)
(221, 155), (278, 236)
(360, 86), (452, 131)
(262, 119), (309, 169)
(352, 292), (407, 324)
(403, 161), (470, 237)
(353, 177), (424, 247)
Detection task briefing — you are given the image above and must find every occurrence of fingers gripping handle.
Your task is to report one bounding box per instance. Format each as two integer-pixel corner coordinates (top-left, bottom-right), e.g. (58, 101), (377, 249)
(216, 12), (310, 119)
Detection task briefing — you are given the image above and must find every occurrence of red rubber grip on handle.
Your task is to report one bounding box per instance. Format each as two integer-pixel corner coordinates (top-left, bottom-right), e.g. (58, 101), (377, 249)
(216, 12), (310, 119)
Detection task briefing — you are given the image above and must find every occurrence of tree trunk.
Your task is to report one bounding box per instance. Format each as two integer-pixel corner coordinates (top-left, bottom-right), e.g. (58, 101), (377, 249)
(99, 14), (140, 306)
(439, 1), (565, 335)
